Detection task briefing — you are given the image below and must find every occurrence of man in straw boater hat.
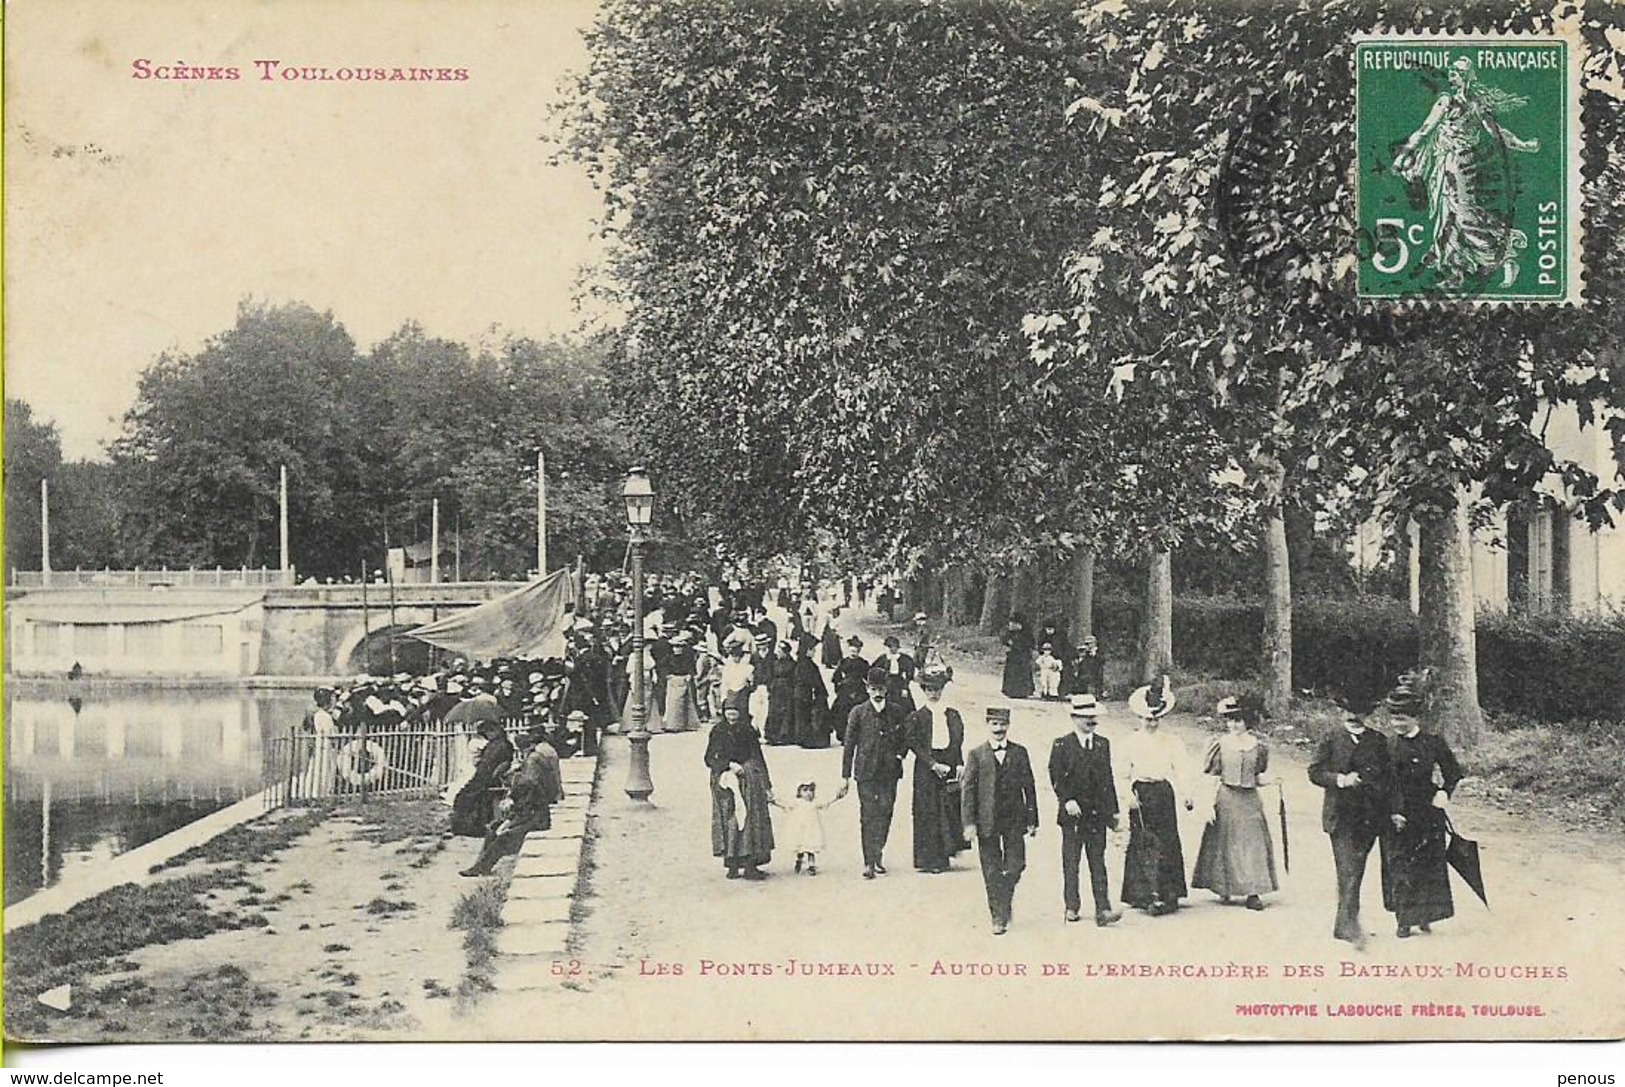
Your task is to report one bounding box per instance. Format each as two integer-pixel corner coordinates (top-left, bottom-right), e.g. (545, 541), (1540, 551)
(1118, 675), (1195, 916)
(961, 706), (1039, 935)
(838, 666), (909, 879)
(1378, 676), (1464, 939)
(1308, 689), (1394, 951)
(1049, 693), (1124, 926)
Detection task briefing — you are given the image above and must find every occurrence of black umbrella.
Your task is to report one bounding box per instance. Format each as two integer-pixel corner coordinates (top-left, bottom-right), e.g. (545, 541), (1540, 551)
(1444, 815), (1488, 907)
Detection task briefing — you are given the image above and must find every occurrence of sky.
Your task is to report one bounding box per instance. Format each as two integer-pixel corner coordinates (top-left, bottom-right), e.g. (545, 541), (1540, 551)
(4, 0), (610, 460)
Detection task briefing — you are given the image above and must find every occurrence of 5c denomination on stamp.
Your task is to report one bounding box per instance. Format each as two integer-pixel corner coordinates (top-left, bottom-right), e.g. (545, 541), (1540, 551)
(1354, 30), (1583, 305)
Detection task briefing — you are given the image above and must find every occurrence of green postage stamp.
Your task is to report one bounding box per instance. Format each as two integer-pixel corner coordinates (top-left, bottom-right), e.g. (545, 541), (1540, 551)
(1354, 30), (1584, 304)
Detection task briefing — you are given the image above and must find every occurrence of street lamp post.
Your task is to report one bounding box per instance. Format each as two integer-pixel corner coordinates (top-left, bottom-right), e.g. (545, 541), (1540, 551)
(623, 467), (656, 801)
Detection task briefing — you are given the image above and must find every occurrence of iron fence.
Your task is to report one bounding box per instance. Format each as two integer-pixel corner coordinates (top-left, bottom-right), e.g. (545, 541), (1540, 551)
(263, 718), (534, 808)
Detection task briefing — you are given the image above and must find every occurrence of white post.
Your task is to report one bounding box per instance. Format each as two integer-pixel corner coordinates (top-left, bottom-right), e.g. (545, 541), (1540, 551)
(40, 478), (52, 586)
(279, 465), (290, 581)
(431, 498), (441, 584)
(537, 450), (547, 578)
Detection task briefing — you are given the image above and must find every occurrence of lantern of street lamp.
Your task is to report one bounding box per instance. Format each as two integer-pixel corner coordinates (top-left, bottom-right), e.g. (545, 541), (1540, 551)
(623, 467), (654, 529)
(622, 466), (656, 801)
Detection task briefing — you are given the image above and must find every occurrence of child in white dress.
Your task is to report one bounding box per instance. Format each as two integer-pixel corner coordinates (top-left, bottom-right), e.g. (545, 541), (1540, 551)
(774, 781), (845, 875)
(1034, 643), (1063, 700)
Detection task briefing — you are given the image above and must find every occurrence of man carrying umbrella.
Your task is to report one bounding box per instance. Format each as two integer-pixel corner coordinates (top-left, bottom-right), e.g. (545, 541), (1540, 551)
(1380, 679), (1466, 938)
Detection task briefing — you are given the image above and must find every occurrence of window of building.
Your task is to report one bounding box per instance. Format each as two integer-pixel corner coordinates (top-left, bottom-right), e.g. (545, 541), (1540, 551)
(32, 621), (63, 656)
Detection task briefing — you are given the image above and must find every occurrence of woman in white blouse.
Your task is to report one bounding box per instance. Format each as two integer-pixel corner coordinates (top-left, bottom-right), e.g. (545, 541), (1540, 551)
(1119, 676), (1194, 915)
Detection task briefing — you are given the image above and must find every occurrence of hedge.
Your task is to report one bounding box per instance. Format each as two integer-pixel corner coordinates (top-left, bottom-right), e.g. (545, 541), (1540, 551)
(1085, 593), (1625, 723)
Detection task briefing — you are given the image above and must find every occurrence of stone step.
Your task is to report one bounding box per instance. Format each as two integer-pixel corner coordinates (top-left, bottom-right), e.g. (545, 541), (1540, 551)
(496, 922), (571, 958)
(503, 895), (572, 927)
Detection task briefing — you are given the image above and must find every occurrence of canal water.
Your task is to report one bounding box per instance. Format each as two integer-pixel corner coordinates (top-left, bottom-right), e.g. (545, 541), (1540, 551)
(4, 683), (309, 906)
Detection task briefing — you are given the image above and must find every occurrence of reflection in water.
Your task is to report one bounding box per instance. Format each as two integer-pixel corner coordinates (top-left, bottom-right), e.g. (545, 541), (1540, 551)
(3, 684), (308, 905)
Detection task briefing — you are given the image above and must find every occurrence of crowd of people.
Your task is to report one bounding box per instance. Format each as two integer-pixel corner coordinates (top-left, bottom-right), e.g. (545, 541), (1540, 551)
(295, 569), (1469, 948)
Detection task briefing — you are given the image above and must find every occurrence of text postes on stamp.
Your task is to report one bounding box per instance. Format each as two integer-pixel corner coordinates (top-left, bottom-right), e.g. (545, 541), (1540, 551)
(1354, 31), (1583, 305)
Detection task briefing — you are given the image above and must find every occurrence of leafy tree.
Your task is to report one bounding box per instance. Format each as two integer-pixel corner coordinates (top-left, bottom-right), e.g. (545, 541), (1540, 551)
(4, 398), (63, 575)
(563, 0), (1098, 581)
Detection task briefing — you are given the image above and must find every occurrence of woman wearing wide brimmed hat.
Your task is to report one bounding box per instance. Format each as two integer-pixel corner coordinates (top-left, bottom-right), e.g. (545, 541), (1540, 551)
(904, 664), (968, 873)
(1118, 675), (1195, 914)
(1191, 696), (1278, 910)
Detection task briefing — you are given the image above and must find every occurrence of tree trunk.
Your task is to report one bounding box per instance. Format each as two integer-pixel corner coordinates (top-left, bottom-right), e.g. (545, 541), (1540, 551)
(942, 564), (973, 626)
(978, 568), (1011, 635)
(1140, 548), (1174, 684)
(1065, 548), (1096, 640)
(1009, 563), (1038, 624)
(1417, 489), (1485, 748)
(897, 571), (923, 614)
(1261, 501), (1293, 720)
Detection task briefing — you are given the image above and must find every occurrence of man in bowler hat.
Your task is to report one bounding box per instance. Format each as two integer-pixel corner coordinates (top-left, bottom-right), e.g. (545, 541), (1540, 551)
(1049, 693), (1124, 926)
(961, 706), (1039, 934)
(839, 667), (908, 879)
(1308, 695), (1394, 950)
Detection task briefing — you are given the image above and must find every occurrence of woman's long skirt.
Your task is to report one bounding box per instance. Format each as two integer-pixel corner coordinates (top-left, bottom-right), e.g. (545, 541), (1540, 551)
(793, 692), (830, 749)
(1121, 780), (1188, 907)
(765, 681), (795, 745)
(663, 675), (704, 732)
(911, 754), (967, 870)
(710, 761), (775, 869)
(1380, 809), (1455, 927)
(1001, 650), (1034, 699)
(620, 674), (665, 734)
(1191, 784), (1279, 897)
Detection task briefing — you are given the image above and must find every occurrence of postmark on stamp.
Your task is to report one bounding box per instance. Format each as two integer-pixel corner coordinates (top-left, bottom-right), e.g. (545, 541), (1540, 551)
(1354, 30), (1583, 304)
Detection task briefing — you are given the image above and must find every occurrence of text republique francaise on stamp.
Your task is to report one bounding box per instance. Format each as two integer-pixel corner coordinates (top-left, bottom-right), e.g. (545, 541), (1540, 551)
(1355, 30), (1584, 305)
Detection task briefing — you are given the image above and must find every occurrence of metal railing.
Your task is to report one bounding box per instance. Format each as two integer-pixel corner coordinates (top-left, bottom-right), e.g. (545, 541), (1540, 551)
(263, 718), (536, 808)
(12, 567), (295, 589)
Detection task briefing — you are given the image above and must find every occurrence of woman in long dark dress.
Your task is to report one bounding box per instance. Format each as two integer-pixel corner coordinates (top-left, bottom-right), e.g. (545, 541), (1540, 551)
(705, 700), (776, 879)
(829, 637), (870, 744)
(904, 665), (967, 873)
(450, 721), (515, 837)
(1119, 678), (1194, 914)
(764, 641), (797, 745)
(791, 641), (832, 748)
(1001, 613), (1035, 699)
(1380, 686), (1464, 937)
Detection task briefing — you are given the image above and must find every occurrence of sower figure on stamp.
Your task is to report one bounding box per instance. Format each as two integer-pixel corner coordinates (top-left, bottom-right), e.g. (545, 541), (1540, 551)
(1049, 694), (1123, 927)
(1308, 693), (1394, 951)
(1379, 680), (1464, 939)
(961, 706), (1039, 935)
(839, 667), (908, 879)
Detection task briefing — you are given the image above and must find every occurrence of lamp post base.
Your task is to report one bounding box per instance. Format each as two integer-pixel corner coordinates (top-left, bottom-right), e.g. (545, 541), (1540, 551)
(624, 730), (654, 801)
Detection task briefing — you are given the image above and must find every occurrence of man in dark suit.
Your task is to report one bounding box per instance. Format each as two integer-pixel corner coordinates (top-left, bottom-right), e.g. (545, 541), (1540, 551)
(1049, 694), (1124, 927)
(961, 706), (1039, 935)
(840, 667), (908, 879)
(1308, 697), (1395, 950)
